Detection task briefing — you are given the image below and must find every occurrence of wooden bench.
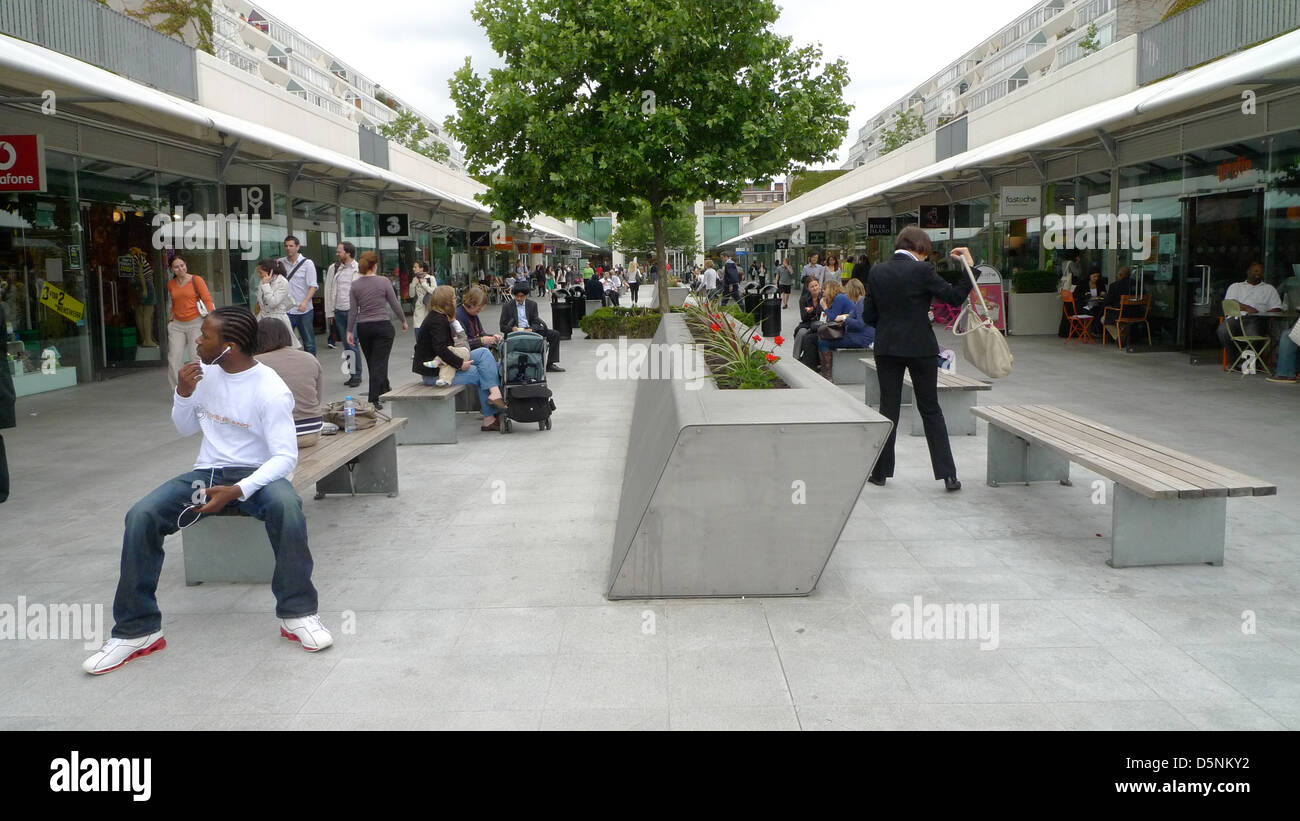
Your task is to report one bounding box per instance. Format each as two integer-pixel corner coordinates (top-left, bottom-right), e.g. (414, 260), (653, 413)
(831, 347), (872, 384)
(861, 358), (991, 436)
(970, 405), (1276, 568)
(380, 382), (467, 444)
(181, 417), (407, 585)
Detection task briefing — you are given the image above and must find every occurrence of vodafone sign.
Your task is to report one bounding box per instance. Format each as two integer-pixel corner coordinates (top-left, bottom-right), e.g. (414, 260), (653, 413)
(0, 135), (46, 192)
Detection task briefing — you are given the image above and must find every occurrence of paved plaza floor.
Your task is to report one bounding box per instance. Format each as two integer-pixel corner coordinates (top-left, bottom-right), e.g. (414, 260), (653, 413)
(2, 296), (1298, 730)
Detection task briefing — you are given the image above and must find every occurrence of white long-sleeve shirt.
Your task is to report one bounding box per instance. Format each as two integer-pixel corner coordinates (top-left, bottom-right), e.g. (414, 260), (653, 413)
(172, 362), (298, 500)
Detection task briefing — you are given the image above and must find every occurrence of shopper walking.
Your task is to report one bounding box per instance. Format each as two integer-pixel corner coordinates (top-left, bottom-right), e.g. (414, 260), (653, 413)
(280, 235), (319, 355)
(0, 302), (13, 504)
(864, 228), (973, 492)
(324, 242), (361, 386)
(164, 255), (214, 391)
(347, 251), (407, 409)
(626, 263), (641, 304)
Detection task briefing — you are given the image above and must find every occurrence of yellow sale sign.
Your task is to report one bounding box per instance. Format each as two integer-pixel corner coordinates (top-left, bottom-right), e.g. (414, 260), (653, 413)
(39, 281), (84, 322)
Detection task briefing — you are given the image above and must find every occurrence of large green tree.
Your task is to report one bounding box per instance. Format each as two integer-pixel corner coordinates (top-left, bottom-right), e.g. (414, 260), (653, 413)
(380, 108), (452, 164)
(609, 200), (699, 261)
(447, 0), (850, 309)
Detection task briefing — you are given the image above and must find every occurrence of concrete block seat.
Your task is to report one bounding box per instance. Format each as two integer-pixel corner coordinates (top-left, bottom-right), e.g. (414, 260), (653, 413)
(181, 418), (407, 585)
(379, 382), (467, 445)
(861, 358), (991, 436)
(831, 346), (872, 384)
(971, 404), (1275, 568)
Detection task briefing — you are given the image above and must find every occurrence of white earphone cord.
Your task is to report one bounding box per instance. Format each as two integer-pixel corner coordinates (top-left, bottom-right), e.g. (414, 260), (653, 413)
(176, 467), (217, 530)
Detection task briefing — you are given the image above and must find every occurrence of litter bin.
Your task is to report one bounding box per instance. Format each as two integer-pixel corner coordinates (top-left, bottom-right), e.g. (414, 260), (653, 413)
(568, 286), (587, 333)
(742, 282), (763, 324)
(551, 288), (572, 340)
(760, 284), (781, 336)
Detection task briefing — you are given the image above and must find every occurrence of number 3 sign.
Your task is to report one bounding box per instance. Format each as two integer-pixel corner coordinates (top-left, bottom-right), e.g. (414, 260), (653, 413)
(378, 213), (409, 238)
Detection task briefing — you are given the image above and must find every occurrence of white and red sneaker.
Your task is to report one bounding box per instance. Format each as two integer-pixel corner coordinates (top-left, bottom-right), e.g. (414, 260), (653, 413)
(280, 615), (333, 652)
(82, 631), (166, 675)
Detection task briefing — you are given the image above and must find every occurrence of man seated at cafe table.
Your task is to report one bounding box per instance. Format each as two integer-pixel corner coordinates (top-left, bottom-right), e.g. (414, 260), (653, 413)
(1217, 261), (1283, 355)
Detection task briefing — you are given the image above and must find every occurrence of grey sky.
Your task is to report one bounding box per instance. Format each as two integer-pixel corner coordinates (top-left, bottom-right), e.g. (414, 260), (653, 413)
(257, 0), (1041, 167)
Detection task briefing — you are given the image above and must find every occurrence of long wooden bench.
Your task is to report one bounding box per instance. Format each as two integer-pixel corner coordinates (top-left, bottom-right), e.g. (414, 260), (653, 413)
(861, 358), (991, 436)
(970, 405), (1275, 568)
(181, 417), (407, 585)
(380, 382), (467, 444)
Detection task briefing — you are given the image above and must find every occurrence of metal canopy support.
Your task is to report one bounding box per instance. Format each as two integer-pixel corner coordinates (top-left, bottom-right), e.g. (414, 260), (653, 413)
(336, 175), (358, 199)
(1095, 128), (1118, 164)
(285, 161), (306, 191)
(977, 168), (996, 192)
(0, 95), (113, 105)
(1027, 151), (1047, 181)
(373, 183), (391, 211)
(937, 181), (956, 204)
(218, 137), (242, 176)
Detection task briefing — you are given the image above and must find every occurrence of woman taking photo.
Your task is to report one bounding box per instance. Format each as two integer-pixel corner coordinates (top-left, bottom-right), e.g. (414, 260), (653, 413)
(256, 258), (300, 349)
(415, 286), (508, 431)
(864, 227), (973, 492)
(347, 251), (407, 410)
(165, 255), (214, 391)
(409, 260), (437, 332)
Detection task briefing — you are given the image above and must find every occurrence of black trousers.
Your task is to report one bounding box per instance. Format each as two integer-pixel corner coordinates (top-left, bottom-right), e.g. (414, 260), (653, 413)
(0, 434), (8, 503)
(871, 354), (957, 481)
(630, 283), (639, 302)
(356, 320), (395, 405)
(538, 327), (561, 366)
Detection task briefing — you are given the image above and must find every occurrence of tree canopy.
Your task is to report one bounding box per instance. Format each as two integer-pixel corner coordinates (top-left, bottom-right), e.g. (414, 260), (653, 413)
(609, 200), (699, 259)
(447, 0), (850, 306)
(380, 109), (451, 164)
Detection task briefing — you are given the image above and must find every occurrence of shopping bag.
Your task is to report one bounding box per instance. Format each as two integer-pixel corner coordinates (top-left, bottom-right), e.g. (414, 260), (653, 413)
(952, 259), (1013, 378)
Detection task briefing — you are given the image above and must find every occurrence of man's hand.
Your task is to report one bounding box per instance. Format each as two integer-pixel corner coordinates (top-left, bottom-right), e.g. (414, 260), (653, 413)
(513, 326), (524, 332)
(297, 301), (310, 312)
(1240, 304), (1258, 314)
(461, 359), (472, 372)
(177, 362), (203, 397)
(950, 247), (974, 267)
(195, 484), (242, 514)
(480, 335), (495, 346)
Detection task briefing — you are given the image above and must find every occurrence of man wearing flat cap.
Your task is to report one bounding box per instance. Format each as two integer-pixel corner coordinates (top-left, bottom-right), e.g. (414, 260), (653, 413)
(499, 281), (565, 372)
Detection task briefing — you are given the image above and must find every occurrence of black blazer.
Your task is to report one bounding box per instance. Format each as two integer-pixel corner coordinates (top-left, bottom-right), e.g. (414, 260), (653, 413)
(498, 298), (546, 334)
(0, 304), (15, 430)
(412, 311), (464, 378)
(864, 254), (972, 358)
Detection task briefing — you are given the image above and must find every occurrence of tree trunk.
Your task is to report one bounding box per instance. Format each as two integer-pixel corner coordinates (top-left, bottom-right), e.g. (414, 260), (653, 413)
(649, 181), (669, 312)
(652, 213), (668, 312)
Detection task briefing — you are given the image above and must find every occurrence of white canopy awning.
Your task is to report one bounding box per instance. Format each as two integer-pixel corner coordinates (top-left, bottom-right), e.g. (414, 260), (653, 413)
(726, 27), (1300, 245)
(0, 32), (600, 248)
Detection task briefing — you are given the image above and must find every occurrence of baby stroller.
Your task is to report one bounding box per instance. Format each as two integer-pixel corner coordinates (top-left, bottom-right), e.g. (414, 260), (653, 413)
(931, 299), (961, 330)
(497, 330), (555, 433)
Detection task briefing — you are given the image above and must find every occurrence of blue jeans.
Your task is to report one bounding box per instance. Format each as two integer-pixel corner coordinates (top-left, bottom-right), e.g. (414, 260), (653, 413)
(111, 467), (317, 637)
(1278, 332), (1298, 378)
(289, 309), (316, 355)
(335, 308), (360, 378)
(422, 347), (500, 416)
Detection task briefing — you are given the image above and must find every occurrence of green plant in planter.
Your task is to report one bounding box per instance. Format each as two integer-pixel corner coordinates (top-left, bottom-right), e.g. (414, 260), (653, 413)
(578, 307), (664, 339)
(682, 295), (780, 389)
(1011, 269), (1059, 293)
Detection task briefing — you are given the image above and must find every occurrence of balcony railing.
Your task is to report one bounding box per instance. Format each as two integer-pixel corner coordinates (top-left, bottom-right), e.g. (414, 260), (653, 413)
(0, 0), (198, 100)
(1138, 0), (1300, 85)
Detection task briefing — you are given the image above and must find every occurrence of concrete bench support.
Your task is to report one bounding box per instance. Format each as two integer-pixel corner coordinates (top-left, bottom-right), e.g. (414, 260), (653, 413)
(985, 425), (1071, 487)
(1110, 486), (1227, 568)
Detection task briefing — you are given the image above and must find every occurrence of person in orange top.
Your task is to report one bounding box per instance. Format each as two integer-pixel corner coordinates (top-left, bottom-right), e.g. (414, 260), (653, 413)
(165, 255), (214, 390)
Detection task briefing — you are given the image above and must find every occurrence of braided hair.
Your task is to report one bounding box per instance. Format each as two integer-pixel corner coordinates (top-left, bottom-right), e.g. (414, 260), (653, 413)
(212, 305), (259, 355)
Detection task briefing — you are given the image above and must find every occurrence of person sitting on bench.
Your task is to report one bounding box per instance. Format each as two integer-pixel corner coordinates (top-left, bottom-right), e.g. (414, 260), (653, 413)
(254, 317), (325, 449)
(84, 306), (331, 675)
(499, 281), (565, 372)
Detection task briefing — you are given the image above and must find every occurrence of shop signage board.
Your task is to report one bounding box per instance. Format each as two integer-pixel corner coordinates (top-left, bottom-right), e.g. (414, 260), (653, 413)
(68, 245), (81, 269)
(998, 186), (1041, 218)
(867, 218), (893, 236)
(118, 255), (137, 278)
(378, 213), (409, 238)
(224, 183), (274, 220)
(974, 264), (1005, 333)
(39, 281), (84, 322)
(807, 231), (826, 245)
(920, 205), (950, 230)
(470, 231), (490, 247)
(774, 239), (789, 250)
(0, 135), (45, 193)
(530, 243), (545, 254)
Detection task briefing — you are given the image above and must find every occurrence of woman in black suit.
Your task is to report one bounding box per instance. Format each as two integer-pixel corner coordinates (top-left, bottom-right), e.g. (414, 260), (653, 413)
(863, 227), (974, 491)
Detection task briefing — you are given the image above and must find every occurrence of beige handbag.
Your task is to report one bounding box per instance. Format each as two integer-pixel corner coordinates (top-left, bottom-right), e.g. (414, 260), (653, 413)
(952, 259), (1013, 378)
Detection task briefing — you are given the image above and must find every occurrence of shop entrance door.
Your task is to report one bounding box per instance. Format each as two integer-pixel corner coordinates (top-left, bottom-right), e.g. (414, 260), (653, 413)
(82, 203), (164, 373)
(1184, 191), (1264, 364)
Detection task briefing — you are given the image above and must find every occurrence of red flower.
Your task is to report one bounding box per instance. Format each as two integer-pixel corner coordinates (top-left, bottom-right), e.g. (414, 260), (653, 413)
(712, 313), (721, 319)
(752, 334), (761, 342)
(765, 353), (778, 362)
(774, 335), (785, 346)
(710, 323), (720, 332)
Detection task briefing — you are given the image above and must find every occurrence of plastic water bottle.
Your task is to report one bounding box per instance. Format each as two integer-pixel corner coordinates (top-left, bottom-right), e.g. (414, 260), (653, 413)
(344, 396), (357, 434)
